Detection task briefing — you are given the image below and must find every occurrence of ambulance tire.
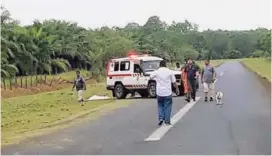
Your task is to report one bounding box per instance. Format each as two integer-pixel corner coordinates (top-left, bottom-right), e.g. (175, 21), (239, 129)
(114, 83), (127, 99)
(148, 82), (156, 98)
(178, 85), (185, 96)
(138, 90), (149, 98)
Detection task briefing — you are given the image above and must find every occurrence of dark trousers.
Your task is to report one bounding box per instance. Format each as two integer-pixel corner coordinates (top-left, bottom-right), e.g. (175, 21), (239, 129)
(187, 78), (196, 100)
(157, 95), (172, 123)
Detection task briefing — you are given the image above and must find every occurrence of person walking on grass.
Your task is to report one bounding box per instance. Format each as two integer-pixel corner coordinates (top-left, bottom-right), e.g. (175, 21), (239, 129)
(72, 70), (86, 103)
(150, 60), (179, 126)
(201, 59), (216, 102)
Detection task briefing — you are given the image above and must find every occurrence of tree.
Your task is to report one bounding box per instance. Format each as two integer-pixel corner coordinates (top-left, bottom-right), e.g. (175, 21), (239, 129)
(1, 6), (271, 78)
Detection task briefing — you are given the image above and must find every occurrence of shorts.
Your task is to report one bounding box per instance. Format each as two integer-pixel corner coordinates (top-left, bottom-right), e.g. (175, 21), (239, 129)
(203, 82), (214, 93)
(77, 90), (84, 101)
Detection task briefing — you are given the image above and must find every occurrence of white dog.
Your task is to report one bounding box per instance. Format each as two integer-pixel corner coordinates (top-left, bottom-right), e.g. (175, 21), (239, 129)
(215, 91), (224, 105)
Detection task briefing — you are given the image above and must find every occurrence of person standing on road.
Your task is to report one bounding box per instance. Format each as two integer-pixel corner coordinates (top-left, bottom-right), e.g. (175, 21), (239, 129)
(201, 59), (216, 102)
(72, 70), (86, 103)
(150, 60), (179, 126)
(193, 61), (200, 91)
(183, 58), (199, 102)
(174, 62), (181, 71)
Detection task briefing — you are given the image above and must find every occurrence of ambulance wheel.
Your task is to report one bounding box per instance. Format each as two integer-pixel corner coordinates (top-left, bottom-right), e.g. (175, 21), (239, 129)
(114, 84), (127, 99)
(138, 90), (149, 98)
(148, 82), (156, 98)
(178, 85), (185, 96)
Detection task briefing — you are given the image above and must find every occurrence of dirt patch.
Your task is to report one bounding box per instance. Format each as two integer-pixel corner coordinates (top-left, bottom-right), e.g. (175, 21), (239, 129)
(240, 62), (271, 95)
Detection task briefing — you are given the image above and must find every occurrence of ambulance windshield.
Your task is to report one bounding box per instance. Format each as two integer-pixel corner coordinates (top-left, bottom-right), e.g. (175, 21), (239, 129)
(141, 60), (161, 72)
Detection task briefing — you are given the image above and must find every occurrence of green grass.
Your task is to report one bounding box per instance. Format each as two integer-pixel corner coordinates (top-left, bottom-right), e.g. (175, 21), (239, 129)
(168, 59), (226, 69)
(195, 59), (226, 68)
(241, 58), (271, 81)
(1, 82), (130, 145)
(1, 70), (90, 88)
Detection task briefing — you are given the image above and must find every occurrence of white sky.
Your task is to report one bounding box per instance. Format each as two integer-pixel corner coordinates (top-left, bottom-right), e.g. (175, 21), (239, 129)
(2, 0), (272, 31)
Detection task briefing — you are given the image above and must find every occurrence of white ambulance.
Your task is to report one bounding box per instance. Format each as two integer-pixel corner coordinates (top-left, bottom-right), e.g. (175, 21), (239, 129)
(106, 53), (184, 99)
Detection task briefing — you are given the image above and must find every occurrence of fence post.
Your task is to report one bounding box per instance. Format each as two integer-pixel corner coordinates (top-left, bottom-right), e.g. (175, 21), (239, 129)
(3, 78), (6, 90)
(20, 77), (23, 88)
(9, 78), (12, 90)
(25, 77), (28, 88)
(44, 75), (47, 84)
(35, 75), (38, 86)
(15, 77), (18, 88)
(30, 75), (33, 87)
(40, 75), (42, 84)
(50, 76), (55, 86)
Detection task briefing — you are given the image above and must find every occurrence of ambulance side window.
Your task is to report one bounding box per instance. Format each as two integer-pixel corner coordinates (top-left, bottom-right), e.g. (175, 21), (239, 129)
(114, 62), (119, 71)
(120, 61), (130, 71)
(134, 64), (141, 73)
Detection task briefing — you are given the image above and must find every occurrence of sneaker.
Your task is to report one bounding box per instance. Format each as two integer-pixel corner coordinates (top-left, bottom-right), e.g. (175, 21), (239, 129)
(165, 122), (171, 125)
(204, 97), (208, 102)
(210, 97), (214, 101)
(193, 98), (196, 101)
(158, 120), (163, 126)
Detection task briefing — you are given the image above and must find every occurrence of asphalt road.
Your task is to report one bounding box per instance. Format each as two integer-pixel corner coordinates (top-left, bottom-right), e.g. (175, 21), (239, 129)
(2, 61), (271, 155)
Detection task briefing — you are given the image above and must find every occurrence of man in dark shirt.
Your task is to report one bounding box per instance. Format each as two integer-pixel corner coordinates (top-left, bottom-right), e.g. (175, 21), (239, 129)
(193, 60), (200, 91)
(184, 58), (199, 102)
(72, 70), (86, 103)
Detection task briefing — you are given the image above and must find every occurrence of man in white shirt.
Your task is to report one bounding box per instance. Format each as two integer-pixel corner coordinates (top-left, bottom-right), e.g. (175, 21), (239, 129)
(150, 60), (179, 125)
(174, 62), (181, 71)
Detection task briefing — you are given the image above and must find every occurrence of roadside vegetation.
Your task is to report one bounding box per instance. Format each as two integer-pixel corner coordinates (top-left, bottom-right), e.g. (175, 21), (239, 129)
(1, 82), (132, 145)
(241, 58), (271, 82)
(1, 5), (271, 146)
(195, 59), (226, 68)
(1, 6), (270, 80)
(1, 70), (92, 98)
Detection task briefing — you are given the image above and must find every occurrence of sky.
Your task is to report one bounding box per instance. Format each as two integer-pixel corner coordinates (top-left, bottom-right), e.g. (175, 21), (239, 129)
(2, 0), (271, 31)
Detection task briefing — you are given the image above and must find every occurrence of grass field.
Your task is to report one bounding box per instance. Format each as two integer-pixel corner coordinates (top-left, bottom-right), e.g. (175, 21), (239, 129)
(240, 58), (271, 82)
(1, 82), (130, 145)
(1, 70), (90, 88)
(168, 59), (226, 69)
(195, 59), (226, 68)
(1, 70), (100, 99)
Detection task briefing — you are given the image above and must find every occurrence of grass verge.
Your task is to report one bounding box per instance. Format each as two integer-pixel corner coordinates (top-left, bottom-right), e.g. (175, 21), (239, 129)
(195, 59), (227, 68)
(168, 59), (226, 69)
(240, 58), (271, 82)
(1, 82), (130, 146)
(1, 70), (100, 99)
(2, 70), (90, 87)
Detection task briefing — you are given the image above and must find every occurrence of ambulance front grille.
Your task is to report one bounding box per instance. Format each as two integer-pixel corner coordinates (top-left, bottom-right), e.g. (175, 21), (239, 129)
(175, 74), (181, 80)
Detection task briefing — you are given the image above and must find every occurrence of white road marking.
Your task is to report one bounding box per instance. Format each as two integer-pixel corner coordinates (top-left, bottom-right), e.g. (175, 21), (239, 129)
(145, 97), (201, 141)
(219, 72), (224, 77)
(54, 146), (64, 149)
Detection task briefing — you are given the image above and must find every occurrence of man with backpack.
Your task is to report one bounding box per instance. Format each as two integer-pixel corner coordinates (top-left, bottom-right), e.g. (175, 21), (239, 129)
(72, 70), (86, 103)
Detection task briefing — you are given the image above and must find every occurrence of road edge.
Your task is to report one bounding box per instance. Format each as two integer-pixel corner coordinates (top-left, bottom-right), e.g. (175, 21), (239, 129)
(240, 61), (271, 93)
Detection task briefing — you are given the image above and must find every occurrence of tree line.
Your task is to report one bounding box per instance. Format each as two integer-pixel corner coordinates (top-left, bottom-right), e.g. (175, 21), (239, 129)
(1, 6), (271, 78)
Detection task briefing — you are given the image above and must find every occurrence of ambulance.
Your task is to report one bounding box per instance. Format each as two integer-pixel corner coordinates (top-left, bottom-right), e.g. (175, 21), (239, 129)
(106, 51), (184, 99)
